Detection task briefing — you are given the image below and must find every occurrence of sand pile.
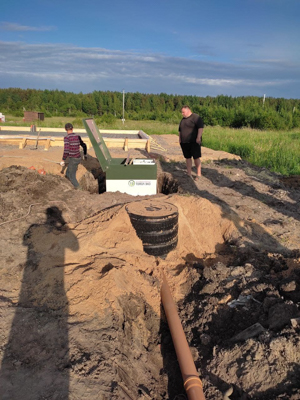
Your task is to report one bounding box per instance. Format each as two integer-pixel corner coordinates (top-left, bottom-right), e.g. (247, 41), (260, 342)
(0, 165), (238, 399)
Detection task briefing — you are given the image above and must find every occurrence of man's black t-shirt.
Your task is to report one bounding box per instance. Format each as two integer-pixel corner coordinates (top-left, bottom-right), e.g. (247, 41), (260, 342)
(179, 113), (204, 143)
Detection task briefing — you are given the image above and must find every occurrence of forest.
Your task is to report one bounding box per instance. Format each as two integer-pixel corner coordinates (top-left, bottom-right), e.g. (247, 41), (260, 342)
(0, 88), (300, 131)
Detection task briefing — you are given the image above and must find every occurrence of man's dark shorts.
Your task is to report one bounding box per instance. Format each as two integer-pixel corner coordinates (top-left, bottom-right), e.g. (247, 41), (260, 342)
(180, 142), (201, 159)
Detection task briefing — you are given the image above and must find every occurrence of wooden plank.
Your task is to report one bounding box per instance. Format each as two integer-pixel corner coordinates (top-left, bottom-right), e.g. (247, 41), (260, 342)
(101, 129), (139, 135)
(0, 134), (150, 151)
(48, 138), (64, 147)
(19, 138), (27, 149)
(45, 138), (51, 151)
(124, 138), (128, 151)
(138, 130), (150, 140)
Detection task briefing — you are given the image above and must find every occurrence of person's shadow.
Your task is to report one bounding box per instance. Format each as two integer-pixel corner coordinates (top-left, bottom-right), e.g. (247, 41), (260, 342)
(0, 207), (79, 400)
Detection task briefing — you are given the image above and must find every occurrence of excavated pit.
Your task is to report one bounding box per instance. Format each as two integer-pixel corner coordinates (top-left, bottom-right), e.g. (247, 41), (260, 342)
(80, 168), (179, 196)
(93, 170), (179, 196)
(0, 166), (300, 400)
(157, 172), (179, 195)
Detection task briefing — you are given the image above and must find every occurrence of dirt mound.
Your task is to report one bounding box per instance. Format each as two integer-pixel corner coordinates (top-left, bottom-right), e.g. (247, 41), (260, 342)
(0, 165), (237, 399)
(1, 152), (300, 399)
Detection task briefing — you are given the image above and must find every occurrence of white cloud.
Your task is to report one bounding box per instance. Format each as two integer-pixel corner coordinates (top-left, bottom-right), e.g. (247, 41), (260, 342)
(0, 22), (56, 32)
(0, 41), (299, 97)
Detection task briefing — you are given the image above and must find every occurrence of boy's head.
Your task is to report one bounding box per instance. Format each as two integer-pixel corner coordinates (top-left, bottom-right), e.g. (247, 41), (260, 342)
(65, 123), (73, 131)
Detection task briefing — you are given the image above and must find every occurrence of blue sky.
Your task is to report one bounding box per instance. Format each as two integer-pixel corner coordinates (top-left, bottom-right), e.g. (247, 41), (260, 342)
(1, 0), (299, 98)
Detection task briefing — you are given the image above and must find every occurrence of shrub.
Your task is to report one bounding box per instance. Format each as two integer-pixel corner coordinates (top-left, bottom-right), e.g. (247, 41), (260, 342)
(100, 113), (117, 125)
(11, 110), (24, 117)
(72, 117), (85, 127)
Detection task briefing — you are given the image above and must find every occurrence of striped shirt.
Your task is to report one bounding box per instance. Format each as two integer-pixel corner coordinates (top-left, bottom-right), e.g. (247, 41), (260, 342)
(62, 133), (87, 160)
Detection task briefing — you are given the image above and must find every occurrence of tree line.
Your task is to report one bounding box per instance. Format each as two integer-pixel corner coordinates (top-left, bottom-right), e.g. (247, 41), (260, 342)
(1, 88), (300, 130)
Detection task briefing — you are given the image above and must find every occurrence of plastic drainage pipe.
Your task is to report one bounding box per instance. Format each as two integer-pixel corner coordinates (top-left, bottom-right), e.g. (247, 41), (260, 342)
(161, 272), (205, 400)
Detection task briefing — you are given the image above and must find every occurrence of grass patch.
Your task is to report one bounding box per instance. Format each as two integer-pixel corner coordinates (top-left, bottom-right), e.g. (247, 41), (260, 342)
(202, 126), (300, 176)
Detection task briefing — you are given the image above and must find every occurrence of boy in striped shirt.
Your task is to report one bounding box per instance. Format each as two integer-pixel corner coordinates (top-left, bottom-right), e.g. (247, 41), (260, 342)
(60, 123), (87, 188)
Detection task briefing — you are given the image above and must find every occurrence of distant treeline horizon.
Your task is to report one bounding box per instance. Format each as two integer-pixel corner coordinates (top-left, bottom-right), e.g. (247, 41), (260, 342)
(1, 88), (300, 130)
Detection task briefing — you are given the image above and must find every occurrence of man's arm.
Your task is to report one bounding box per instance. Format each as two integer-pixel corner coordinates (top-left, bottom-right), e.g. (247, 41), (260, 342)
(196, 128), (203, 144)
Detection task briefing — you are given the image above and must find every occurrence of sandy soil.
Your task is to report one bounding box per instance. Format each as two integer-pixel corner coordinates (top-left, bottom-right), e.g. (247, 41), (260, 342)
(0, 135), (299, 400)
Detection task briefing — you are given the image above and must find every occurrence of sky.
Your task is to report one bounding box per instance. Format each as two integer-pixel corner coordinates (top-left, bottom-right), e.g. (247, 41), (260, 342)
(0, 0), (299, 98)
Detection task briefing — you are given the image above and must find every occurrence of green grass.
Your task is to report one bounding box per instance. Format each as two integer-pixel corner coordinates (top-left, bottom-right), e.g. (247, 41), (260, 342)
(202, 126), (300, 176)
(2, 115), (299, 176)
(1, 115), (73, 128)
(96, 119), (179, 135)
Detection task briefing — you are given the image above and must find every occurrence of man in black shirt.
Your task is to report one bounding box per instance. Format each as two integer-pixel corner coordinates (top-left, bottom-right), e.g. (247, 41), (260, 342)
(179, 105), (204, 179)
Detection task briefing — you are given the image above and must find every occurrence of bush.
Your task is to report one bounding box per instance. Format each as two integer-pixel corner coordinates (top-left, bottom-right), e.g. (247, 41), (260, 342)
(231, 110), (248, 128)
(94, 114), (118, 127)
(100, 114), (117, 125)
(11, 110), (24, 117)
(72, 117), (85, 128)
(292, 113), (300, 128)
(197, 106), (216, 126)
(42, 110), (53, 118)
(213, 107), (234, 126)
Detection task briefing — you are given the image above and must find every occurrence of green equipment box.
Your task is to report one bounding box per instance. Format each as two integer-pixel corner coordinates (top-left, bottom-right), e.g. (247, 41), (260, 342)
(83, 118), (157, 196)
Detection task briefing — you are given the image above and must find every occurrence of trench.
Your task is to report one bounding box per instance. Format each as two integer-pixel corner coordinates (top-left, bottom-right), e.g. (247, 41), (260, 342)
(98, 247), (300, 400)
